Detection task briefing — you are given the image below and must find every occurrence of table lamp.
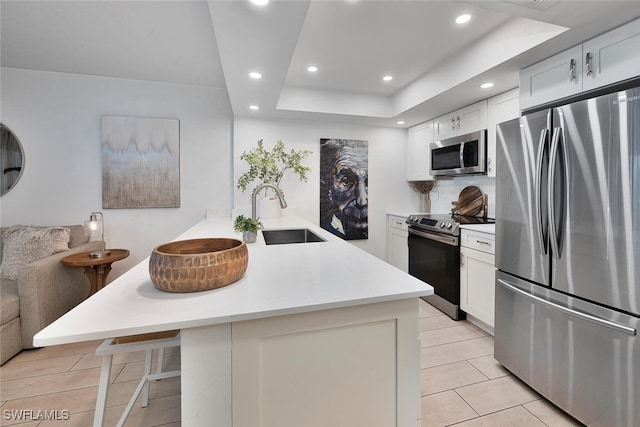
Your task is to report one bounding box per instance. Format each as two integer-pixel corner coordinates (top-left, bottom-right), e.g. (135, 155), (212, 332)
(84, 211), (111, 258)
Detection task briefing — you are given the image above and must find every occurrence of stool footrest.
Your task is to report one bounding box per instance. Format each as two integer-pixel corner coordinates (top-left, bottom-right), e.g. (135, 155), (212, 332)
(116, 369), (181, 427)
(96, 334), (180, 356)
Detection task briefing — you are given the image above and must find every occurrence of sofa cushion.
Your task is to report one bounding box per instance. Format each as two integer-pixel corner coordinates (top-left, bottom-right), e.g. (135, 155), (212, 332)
(65, 225), (90, 248)
(0, 279), (20, 324)
(0, 225), (88, 255)
(0, 225), (70, 281)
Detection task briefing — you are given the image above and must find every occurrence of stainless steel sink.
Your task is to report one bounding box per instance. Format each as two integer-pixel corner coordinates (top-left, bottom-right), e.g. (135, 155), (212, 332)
(262, 228), (326, 245)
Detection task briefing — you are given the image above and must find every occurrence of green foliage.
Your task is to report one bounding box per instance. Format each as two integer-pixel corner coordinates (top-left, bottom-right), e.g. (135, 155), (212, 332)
(233, 215), (263, 233)
(236, 139), (312, 201)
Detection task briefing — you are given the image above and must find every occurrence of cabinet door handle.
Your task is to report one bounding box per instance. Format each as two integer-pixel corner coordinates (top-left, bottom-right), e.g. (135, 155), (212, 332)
(585, 52), (593, 77)
(476, 240), (491, 245)
(569, 58), (576, 82)
(460, 253), (465, 267)
(451, 117), (456, 131)
(456, 116), (460, 129)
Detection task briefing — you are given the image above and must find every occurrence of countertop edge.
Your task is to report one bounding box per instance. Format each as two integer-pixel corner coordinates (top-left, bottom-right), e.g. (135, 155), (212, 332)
(33, 290), (431, 347)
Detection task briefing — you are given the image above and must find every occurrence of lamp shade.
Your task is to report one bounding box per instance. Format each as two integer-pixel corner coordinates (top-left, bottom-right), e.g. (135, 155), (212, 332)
(84, 217), (101, 237)
(83, 211), (110, 258)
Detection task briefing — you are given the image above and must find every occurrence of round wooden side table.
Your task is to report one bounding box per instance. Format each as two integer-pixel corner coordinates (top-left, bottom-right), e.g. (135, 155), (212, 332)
(62, 249), (130, 297)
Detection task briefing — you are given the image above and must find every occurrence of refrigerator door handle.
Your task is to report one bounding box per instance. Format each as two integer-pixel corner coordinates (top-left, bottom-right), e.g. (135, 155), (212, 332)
(497, 279), (637, 336)
(534, 129), (549, 255)
(548, 127), (562, 258)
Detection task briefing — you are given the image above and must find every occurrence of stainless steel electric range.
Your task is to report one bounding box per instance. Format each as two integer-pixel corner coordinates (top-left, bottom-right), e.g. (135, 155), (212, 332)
(406, 213), (495, 320)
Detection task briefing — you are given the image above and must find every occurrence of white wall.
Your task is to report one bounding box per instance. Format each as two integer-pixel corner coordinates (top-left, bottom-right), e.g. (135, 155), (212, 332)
(233, 117), (419, 260)
(429, 176), (496, 217)
(0, 68), (420, 278)
(0, 67), (233, 280)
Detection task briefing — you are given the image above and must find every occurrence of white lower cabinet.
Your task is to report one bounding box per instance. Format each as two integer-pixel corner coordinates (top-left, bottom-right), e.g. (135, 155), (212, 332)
(460, 229), (496, 332)
(387, 215), (408, 272)
(232, 299), (420, 427)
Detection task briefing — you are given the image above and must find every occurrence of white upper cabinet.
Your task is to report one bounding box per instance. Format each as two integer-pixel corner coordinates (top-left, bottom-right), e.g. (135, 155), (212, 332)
(486, 89), (520, 177)
(433, 100), (488, 141)
(519, 45), (583, 111)
(520, 17), (640, 110)
(582, 18), (640, 92)
(406, 120), (434, 181)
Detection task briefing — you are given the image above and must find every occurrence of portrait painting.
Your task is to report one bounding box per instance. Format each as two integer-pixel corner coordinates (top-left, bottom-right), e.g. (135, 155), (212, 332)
(102, 116), (180, 209)
(320, 138), (369, 240)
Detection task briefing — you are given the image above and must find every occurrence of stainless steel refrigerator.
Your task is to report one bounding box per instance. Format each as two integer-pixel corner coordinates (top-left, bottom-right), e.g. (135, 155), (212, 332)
(495, 85), (639, 427)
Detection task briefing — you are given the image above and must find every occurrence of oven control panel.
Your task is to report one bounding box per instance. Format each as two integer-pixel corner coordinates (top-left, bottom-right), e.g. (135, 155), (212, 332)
(407, 215), (458, 236)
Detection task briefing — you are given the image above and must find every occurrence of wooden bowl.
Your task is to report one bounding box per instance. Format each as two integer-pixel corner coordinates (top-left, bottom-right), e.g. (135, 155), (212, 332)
(149, 238), (248, 293)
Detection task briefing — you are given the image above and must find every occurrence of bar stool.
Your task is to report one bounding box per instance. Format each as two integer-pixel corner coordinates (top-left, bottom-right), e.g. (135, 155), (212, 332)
(93, 330), (181, 427)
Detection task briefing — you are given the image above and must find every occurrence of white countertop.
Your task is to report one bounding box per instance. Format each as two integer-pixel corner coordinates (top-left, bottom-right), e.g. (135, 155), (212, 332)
(459, 223), (495, 234)
(34, 216), (432, 346)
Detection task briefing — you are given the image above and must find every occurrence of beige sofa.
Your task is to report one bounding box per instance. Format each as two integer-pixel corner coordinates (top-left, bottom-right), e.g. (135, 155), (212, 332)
(0, 225), (102, 364)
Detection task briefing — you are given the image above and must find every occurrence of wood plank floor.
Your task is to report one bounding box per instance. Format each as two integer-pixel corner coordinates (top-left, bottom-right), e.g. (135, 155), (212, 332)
(0, 299), (583, 426)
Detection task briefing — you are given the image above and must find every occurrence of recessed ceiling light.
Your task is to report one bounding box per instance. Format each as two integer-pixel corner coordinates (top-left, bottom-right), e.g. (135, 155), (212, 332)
(382, 75), (393, 82)
(307, 65), (319, 72)
(250, 0), (269, 6)
(249, 105), (259, 110)
(456, 14), (471, 24)
(397, 121), (405, 125)
(249, 72), (262, 79)
(480, 82), (494, 89)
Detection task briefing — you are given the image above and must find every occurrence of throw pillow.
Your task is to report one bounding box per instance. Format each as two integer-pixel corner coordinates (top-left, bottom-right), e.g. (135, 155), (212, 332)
(0, 225), (71, 281)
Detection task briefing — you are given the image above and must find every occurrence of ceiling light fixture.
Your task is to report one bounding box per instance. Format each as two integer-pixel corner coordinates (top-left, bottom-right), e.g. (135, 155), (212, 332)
(455, 14), (471, 24)
(480, 82), (494, 89)
(249, 72), (262, 79)
(250, 0), (269, 6)
(382, 75), (393, 82)
(249, 105), (259, 110)
(307, 65), (319, 72)
(397, 121), (405, 125)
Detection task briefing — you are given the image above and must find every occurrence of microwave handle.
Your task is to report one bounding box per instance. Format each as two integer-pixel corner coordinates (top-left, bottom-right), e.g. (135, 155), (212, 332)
(459, 141), (465, 168)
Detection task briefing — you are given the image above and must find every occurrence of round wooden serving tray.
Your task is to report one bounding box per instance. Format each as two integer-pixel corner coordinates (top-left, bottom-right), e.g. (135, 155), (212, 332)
(451, 185), (484, 216)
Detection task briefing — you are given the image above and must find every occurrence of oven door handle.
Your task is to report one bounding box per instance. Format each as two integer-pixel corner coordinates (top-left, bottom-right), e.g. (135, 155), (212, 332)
(408, 228), (459, 246)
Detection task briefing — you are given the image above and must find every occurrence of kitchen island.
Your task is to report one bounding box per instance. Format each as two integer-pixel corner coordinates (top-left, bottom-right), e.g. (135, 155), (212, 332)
(34, 216), (432, 426)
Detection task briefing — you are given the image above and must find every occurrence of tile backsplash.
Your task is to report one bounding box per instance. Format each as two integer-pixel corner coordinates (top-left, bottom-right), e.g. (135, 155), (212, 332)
(426, 176), (496, 217)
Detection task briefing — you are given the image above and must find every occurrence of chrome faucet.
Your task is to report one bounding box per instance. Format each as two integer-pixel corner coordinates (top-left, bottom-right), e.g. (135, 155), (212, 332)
(251, 183), (287, 220)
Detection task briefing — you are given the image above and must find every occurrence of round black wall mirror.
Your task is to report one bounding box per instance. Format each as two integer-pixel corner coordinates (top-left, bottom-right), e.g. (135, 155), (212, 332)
(0, 123), (25, 196)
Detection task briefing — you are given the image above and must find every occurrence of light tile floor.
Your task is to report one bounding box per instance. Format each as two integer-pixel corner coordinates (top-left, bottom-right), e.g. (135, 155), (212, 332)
(418, 300), (584, 427)
(0, 299), (584, 426)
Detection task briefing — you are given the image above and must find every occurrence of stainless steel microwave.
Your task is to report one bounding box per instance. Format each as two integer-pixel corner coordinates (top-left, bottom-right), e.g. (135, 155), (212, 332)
(430, 130), (487, 176)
